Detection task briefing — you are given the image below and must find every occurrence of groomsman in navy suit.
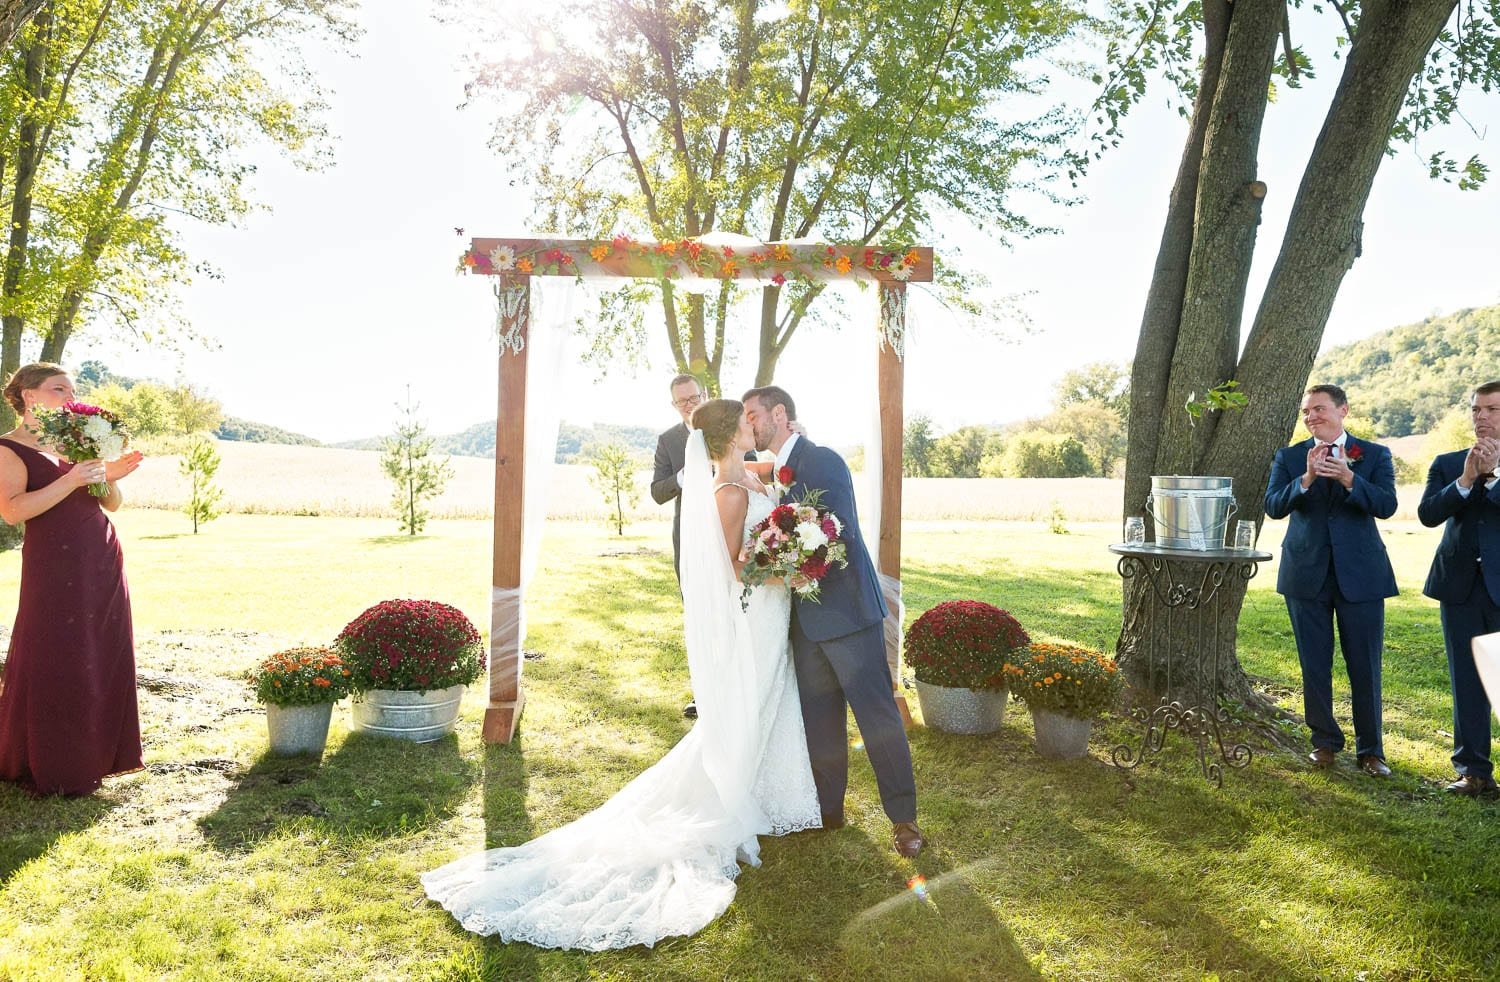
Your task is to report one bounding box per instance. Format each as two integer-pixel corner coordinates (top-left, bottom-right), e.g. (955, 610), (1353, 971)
(1265, 384), (1399, 775)
(1417, 380), (1500, 797)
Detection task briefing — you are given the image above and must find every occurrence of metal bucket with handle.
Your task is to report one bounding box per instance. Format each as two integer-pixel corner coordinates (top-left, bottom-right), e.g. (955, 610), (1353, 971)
(1146, 476), (1238, 550)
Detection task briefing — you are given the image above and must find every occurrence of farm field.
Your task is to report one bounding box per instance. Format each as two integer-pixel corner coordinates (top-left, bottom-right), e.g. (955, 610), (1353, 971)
(123, 439), (1438, 524)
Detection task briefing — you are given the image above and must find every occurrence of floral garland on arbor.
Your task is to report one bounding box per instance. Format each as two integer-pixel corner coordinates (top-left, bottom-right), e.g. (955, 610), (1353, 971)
(458, 235), (925, 286)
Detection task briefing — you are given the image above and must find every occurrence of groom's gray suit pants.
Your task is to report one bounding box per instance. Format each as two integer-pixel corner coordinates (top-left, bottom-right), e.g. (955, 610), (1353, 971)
(791, 619), (917, 824)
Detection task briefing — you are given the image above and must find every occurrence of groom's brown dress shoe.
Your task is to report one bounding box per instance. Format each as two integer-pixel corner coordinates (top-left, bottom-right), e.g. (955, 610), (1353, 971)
(893, 822), (924, 858)
(1307, 747), (1336, 768)
(1357, 755), (1392, 777)
(1445, 774), (1499, 797)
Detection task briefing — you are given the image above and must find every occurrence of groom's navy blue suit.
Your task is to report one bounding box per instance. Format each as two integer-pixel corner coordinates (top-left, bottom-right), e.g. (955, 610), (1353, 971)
(1418, 450), (1500, 781)
(1264, 435), (1398, 759)
(782, 437), (916, 824)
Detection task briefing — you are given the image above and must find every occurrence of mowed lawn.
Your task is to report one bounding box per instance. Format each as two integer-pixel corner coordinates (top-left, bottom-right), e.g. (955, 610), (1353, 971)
(1, 510), (1497, 981)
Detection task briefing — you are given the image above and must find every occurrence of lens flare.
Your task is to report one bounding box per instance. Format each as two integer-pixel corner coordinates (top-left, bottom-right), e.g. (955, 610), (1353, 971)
(906, 875), (930, 904)
(850, 738), (865, 752)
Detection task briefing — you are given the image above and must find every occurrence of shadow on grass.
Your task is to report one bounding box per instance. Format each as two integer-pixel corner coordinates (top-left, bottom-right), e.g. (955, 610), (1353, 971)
(361, 534), (433, 546)
(0, 783), (119, 885)
(197, 731), (478, 853)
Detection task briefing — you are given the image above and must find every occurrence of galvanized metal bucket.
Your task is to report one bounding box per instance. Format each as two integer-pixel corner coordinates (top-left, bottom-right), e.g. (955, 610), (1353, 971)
(1146, 476), (1238, 550)
(351, 685), (465, 742)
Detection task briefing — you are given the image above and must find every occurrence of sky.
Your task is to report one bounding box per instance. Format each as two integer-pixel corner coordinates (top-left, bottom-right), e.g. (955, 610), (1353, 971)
(67, 3), (1500, 446)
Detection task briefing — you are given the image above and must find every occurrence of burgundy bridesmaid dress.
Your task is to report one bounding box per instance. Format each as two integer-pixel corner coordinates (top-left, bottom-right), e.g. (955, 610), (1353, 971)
(0, 438), (142, 795)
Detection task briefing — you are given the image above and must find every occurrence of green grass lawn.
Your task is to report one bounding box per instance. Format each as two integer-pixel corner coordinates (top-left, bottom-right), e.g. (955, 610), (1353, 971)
(1, 511), (1497, 981)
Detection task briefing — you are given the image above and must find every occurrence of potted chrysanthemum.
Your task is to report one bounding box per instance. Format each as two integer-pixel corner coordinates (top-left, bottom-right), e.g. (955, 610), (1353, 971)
(248, 646), (353, 756)
(1012, 642), (1123, 759)
(335, 599), (485, 742)
(904, 600), (1030, 734)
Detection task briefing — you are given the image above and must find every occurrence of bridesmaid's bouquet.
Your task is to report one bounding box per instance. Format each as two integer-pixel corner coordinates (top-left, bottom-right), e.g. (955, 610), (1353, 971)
(740, 487), (849, 609)
(30, 401), (130, 497)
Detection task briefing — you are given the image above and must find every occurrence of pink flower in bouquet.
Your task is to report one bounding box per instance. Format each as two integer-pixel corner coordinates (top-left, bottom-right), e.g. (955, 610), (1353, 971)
(62, 401), (103, 416)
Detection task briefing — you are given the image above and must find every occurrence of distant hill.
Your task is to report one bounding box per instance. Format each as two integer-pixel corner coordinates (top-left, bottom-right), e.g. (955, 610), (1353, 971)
(215, 415), (322, 446)
(1314, 304), (1500, 436)
(333, 420), (660, 463)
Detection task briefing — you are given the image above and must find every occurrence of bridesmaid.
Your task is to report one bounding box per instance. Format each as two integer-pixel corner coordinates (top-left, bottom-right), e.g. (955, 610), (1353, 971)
(0, 363), (144, 795)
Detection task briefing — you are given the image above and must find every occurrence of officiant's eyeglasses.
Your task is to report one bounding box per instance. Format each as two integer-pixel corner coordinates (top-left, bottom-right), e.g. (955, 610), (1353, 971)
(673, 394), (704, 409)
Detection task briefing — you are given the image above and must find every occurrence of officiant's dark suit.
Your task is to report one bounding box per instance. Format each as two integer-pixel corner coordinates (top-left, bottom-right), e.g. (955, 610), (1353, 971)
(1265, 387), (1398, 772)
(781, 435), (916, 828)
(1418, 395), (1500, 794)
(651, 421), (692, 581)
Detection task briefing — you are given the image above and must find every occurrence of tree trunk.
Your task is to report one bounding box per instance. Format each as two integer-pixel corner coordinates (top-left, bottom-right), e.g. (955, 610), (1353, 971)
(1119, 0), (1457, 714)
(1123, 0), (1231, 527)
(1152, 0), (1283, 477)
(0, 0), (43, 50)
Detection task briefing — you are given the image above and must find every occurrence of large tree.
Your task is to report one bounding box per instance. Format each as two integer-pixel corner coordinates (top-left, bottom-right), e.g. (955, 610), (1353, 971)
(1110, 0), (1496, 711)
(458, 0), (1082, 391)
(0, 0), (356, 430)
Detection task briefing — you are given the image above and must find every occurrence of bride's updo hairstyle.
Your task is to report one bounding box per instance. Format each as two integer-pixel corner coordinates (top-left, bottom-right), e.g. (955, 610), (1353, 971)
(692, 398), (744, 460)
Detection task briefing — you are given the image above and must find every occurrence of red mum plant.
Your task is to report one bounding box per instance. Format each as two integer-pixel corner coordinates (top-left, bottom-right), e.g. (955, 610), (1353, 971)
(904, 600), (1030, 690)
(248, 646), (354, 707)
(335, 599), (486, 695)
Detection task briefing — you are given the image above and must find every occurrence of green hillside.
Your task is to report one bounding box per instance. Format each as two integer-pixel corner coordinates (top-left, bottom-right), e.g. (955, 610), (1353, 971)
(1314, 304), (1500, 436)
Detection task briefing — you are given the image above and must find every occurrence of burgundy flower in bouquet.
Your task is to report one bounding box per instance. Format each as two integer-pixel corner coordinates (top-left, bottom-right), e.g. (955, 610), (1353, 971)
(740, 487), (848, 609)
(29, 400), (130, 497)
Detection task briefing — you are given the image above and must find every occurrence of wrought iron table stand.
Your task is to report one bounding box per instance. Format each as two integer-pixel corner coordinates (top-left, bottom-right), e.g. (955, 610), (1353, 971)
(1109, 543), (1271, 787)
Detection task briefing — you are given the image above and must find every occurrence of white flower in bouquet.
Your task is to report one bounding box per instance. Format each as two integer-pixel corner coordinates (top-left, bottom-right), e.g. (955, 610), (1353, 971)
(98, 433), (127, 460)
(794, 521), (828, 551)
(83, 415), (112, 441)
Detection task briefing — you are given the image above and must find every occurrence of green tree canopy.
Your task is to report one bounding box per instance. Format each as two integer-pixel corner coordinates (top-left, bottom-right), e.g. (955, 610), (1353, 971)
(458, 0), (1084, 391)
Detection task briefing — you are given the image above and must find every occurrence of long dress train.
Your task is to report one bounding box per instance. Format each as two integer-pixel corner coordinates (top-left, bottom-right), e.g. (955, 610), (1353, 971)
(421, 435), (817, 949)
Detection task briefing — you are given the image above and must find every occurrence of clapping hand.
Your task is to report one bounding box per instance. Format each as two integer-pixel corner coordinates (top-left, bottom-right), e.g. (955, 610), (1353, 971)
(1312, 447), (1355, 489)
(1462, 437), (1500, 487)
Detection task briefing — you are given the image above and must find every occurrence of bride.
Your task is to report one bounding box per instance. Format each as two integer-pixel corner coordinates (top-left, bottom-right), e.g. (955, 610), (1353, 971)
(421, 398), (819, 949)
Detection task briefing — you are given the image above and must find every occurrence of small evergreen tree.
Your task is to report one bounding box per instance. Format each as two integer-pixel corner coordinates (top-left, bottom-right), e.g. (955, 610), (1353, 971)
(179, 436), (224, 534)
(381, 390), (454, 536)
(588, 442), (639, 536)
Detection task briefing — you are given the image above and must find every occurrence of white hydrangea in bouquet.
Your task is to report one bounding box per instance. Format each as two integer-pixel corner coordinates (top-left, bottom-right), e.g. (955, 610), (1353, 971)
(30, 401), (131, 497)
(740, 481), (849, 609)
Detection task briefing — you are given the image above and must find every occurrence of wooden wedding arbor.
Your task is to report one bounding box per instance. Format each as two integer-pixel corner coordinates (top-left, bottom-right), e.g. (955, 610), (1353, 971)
(460, 234), (933, 743)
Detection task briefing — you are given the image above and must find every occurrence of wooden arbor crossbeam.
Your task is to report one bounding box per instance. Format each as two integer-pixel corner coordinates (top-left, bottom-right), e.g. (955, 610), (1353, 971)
(463, 235), (932, 743)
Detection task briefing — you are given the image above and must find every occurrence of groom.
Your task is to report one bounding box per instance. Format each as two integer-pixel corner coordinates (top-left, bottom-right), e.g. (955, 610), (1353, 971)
(742, 386), (923, 858)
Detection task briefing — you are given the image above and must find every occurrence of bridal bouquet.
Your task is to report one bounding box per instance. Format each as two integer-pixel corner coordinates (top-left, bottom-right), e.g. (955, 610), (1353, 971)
(30, 401), (130, 497)
(740, 487), (848, 609)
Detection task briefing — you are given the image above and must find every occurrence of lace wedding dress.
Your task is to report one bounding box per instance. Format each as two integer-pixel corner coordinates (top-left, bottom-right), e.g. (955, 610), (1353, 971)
(421, 432), (818, 950)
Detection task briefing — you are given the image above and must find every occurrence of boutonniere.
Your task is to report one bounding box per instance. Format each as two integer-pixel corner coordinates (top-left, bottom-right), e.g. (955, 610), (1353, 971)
(1345, 444), (1363, 464)
(768, 465), (795, 498)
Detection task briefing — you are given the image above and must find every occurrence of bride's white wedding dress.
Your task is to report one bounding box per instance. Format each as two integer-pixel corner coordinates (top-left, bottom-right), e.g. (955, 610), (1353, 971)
(421, 432), (818, 950)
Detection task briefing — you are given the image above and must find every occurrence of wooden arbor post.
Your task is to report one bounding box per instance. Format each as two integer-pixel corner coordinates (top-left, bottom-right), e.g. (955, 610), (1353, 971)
(458, 236), (933, 742)
(877, 282), (911, 725)
(482, 274), (530, 744)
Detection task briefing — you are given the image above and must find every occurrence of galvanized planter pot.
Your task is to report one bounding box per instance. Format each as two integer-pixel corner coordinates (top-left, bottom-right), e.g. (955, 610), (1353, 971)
(266, 702), (335, 757)
(914, 680), (1008, 735)
(351, 685), (465, 742)
(1030, 706), (1092, 759)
